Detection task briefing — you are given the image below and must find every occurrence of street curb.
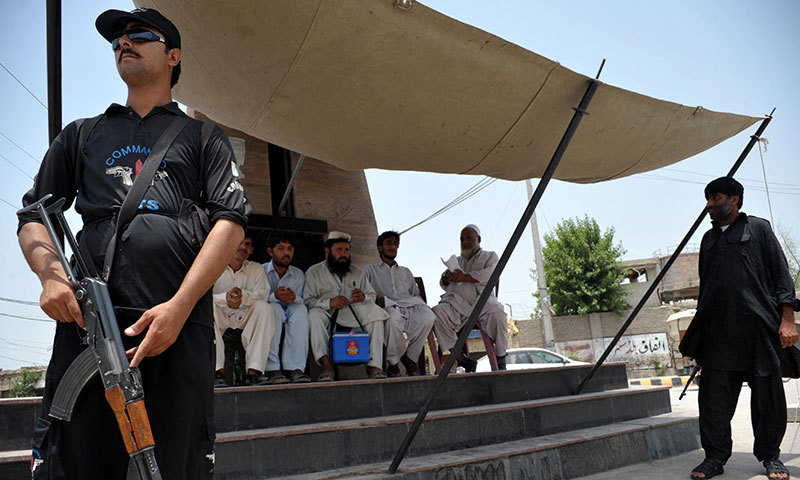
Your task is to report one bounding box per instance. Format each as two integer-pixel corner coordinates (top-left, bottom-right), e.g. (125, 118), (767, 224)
(629, 375), (693, 387)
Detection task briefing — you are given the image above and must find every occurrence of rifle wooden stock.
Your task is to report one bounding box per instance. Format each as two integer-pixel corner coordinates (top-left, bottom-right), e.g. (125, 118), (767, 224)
(105, 386), (156, 455)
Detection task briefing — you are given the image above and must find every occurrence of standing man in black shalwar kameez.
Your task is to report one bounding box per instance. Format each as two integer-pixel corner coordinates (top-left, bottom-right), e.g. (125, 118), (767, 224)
(680, 177), (797, 479)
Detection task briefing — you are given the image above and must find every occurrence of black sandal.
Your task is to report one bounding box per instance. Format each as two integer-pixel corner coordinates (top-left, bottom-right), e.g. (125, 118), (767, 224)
(763, 458), (790, 479)
(691, 458), (724, 479)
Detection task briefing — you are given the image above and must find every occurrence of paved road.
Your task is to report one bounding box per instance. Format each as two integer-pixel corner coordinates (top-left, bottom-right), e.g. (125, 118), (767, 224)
(578, 378), (800, 479)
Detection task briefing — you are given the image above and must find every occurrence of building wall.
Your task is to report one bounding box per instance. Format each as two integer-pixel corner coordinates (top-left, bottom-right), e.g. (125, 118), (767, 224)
(510, 251), (705, 377)
(658, 252), (700, 301)
(193, 111), (379, 266)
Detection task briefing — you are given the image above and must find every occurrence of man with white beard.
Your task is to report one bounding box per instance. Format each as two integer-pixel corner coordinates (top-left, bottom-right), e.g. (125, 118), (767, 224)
(432, 224), (508, 371)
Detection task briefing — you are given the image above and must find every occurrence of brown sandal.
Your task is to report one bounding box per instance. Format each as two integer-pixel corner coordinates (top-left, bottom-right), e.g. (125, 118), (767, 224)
(317, 369), (335, 382)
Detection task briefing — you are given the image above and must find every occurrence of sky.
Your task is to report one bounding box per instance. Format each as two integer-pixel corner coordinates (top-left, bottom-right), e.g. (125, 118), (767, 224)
(1, 1), (798, 370)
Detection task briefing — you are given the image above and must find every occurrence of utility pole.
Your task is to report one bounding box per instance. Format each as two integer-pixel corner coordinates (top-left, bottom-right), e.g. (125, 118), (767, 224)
(525, 179), (554, 346)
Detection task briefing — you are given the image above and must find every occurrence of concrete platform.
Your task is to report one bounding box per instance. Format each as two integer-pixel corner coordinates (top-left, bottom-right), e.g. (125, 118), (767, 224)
(274, 413), (699, 479)
(215, 387), (671, 478)
(0, 363), (629, 450)
(1, 364), (689, 479)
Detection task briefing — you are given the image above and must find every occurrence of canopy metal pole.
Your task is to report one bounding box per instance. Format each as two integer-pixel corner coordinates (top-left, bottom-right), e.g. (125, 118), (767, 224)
(574, 110), (775, 394)
(388, 64), (604, 474)
(46, 0), (62, 143)
(276, 154), (306, 216)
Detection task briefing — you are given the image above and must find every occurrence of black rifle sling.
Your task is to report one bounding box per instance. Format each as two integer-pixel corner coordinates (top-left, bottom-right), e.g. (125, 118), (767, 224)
(102, 116), (192, 281)
(74, 115), (104, 278)
(75, 114), (104, 186)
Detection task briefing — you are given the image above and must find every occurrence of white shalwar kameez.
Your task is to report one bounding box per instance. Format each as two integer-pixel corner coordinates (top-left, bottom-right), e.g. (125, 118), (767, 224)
(432, 249), (508, 357)
(364, 261), (434, 365)
(212, 259), (275, 372)
(304, 261), (389, 369)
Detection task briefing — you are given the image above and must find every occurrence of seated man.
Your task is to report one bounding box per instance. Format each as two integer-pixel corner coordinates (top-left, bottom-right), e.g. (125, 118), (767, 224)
(213, 236), (275, 385)
(304, 231), (390, 381)
(264, 236), (311, 384)
(365, 231), (434, 376)
(432, 224), (508, 371)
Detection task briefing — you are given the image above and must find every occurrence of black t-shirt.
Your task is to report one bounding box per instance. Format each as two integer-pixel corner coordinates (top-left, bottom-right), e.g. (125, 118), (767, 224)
(18, 102), (251, 327)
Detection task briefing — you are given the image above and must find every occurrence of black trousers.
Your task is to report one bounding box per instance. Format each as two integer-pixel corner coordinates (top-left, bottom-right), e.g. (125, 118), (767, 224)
(32, 319), (215, 480)
(698, 367), (786, 462)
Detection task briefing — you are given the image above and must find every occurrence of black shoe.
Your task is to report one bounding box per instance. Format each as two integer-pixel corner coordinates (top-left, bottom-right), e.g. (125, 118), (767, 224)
(247, 372), (271, 386)
(387, 363), (403, 377)
(457, 356), (478, 373)
(496, 355), (507, 371)
(289, 369), (311, 383)
(265, 370), (290, 384)
(400, 354), (421, 376)
(214, 371), (227, 388)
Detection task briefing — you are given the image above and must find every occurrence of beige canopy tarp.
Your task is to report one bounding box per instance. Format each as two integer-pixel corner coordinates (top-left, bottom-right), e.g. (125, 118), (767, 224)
(138, 0), (760, 183)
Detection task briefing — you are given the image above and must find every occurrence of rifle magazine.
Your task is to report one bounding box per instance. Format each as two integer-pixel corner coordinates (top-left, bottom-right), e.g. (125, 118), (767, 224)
(49, 348), (99, 421)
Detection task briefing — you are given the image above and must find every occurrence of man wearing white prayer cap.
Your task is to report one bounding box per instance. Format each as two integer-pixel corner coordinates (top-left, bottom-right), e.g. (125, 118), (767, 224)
(304, 231), (390, 380)
(432, 224), (508, 371)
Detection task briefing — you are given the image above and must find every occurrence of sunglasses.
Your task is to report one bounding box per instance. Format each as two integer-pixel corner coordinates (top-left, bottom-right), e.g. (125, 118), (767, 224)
(111, 28), (166, 51)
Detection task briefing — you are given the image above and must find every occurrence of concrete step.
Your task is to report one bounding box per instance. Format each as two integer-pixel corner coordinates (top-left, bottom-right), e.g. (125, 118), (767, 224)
(0, 397), (40, 451)
(0, 363), (628, 452)
(0, 449), (29, 479)
(0, 364), (632, 478)
(213, 387), (671, 478)
(273, 413), (699, 480)
(215, 363), (627, 433)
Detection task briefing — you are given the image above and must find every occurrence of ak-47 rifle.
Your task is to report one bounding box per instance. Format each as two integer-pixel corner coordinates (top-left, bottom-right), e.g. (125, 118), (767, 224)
(19, 195), (161, 480)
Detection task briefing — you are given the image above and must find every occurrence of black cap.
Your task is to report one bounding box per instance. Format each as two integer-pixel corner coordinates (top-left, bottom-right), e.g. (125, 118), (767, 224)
(96, 7), (181, 50)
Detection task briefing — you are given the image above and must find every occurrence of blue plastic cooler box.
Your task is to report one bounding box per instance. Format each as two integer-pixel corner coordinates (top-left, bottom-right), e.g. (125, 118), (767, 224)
(331, 330), (370, 364)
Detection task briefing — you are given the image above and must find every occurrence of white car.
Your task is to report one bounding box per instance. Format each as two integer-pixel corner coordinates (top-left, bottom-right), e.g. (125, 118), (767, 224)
(476, 347), (589, 372)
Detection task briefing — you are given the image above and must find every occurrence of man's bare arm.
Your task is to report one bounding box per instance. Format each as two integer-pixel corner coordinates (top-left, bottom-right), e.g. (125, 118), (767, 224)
(18, 222), (84, 326)
(125, 218), (244, 366)
(779, 303), (798, 348)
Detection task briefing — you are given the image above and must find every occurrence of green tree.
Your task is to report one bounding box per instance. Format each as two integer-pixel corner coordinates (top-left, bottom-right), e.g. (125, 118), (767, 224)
(535, 215), (628, 316)
(9, 369), (42, 398)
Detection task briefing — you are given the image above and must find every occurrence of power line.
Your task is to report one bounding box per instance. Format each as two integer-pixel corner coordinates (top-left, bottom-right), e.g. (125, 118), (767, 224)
(487, 182), (519, 246)
(0, 338), (51, 350)
(0, 130), (40, 164)
(0, 343), (50, 357)
(636, 174), (800, 196)
(0, 197), (19, 209)
(400, 176), (498, 234)
(0, 297), (39, 306)
(662, 167), (800, 189)
(0, 352), (45, 364)
(0, 151), (35, 180)
(0, 312), (52, 323)
(0, 60), (48, 110)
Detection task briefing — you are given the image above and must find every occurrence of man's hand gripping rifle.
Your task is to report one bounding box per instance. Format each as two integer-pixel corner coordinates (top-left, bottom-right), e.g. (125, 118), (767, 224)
(19, 195), (162, 480)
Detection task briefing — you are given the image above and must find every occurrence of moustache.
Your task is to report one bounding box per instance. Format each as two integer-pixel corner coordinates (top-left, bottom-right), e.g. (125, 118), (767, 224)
(118, 48), (141, 63)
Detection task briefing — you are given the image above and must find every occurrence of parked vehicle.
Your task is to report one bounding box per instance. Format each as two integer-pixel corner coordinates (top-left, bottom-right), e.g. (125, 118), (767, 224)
(476, 347), (588, 372)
